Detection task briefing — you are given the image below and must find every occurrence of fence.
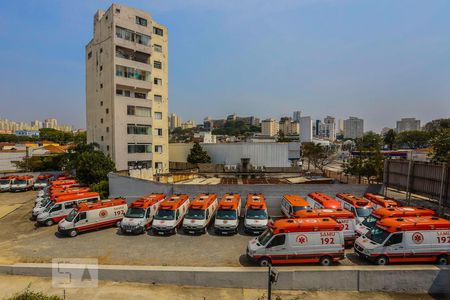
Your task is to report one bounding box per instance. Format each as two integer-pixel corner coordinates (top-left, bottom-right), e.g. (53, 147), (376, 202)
(384, 160), (449, 210)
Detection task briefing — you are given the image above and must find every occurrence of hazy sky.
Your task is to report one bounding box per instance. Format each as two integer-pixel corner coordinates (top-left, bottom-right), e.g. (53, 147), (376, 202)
(0, 0), (449, 132)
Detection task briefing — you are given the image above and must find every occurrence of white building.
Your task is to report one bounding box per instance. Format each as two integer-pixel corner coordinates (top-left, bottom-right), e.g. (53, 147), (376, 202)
(396, 118), (421, 133)
(343, 117), (364, 139)
(299, 116), (313, 143)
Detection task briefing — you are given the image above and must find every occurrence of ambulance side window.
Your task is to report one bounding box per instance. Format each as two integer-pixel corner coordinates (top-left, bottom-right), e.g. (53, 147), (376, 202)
(267, 234), (286, 248)
(65, 202), (75, 209)
(145, 208), (150, 218)
(176, 210), (180, 220)
(385, 233), (403, 246)
(50, 204), (62, 212)
(77, 212), (87, 222)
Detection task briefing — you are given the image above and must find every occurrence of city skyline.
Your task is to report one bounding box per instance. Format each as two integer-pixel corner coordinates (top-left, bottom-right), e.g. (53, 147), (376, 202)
(0, 0), (449, 132)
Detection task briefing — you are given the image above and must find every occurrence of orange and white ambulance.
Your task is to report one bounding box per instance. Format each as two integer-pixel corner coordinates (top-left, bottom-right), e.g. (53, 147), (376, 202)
(354, 216), (450, 265)
(244, 194), (269, 235)
(355, 206), (436, 237)
(120, 193), (166, 234)
(336, 193), (373, 223)
(246, 218), (345, 266)
(33, 174), (53, 190)
(364, 193), (398, 209)
(35, 187), (91, 207)
(38, 179), (79, 198)
(306, 192), (342, 209)
(295, 208), (356, 245)
(10, 176), (34, 192)
(58, 198), (127, 237)
(35, 192), (100, 225)
(183, 193), (218, 234)
(214, 193), (242, 235)
(0, 176), (16, 192)
(152, 194), (190, 235)
(280, 194), (310, 217)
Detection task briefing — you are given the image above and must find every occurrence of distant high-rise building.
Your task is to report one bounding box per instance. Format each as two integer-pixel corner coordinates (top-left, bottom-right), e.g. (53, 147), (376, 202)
(337, 119), (344, 134)
(168, 113), (182, 130)
(300, 116), (313, 143)
(322, 116), (336, 141)
(293, 111), (302, 122)
(44, 118), (58, 129)
(181, 120), (196, 130)
(261, 118), (279, 137)
(85, 4), (169, 173)
(343, 117), (364, 139)
(31, 120), (43, 129)
(279, 117), (299, 135)
(396, 118), (421, 133)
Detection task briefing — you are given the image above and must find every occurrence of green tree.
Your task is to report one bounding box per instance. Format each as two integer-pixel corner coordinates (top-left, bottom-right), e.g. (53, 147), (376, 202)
(90, 180), (109, 199)
(395, 130), (431, 149)
(383, 129), (397, 150)
(423, 118), (450, 135)
(187, 142), (211, 164)
(301, 142), (335, 173)
(73, 150), (115, 185)
(301, 142), (315, 171)
(14, 155), (64, 172)
(430, 129), (450, 164)
(344, 132), (384, 183)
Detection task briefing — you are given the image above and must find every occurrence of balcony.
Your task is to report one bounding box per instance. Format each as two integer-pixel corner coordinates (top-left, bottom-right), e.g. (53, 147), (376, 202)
(116, 46), (150, 65)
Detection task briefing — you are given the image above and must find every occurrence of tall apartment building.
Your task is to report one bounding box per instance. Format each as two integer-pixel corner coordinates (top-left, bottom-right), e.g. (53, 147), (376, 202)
(343, 117), (364, 139)
(299, 116), (313, 143)
(293, 111), (302, 122)
(168, 113), (181, 130)
(261, 118), (279, 137)
(86, 4), (169, 173)
(44, 118), (58, 129)
(279, 117), (300, 135)
(322, 115), (336, 141)
(396, 118), (421, 133)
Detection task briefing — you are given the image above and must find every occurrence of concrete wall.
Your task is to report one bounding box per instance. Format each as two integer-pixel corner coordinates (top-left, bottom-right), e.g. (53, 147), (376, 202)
(0, 264), (448, 293)
(108, 173), (382, 216)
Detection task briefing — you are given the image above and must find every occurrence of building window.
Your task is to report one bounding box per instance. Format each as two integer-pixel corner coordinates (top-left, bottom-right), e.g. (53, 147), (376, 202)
(100, 65), (103, 71)
(155, 162), (163, 170)
(154, 44), (162, 53)
(100, 83), (103, 88)
(154, 112), (162, 120)
(106, 127), (109, 132)
(116, 26), (134, 42)
(153, 27), (163, 36)
(107, 145), (110, 151)
(154, 78), (162, 85)
(153, 61), (162, 69)
(100, 48), (103, 53)
(115, 8), (120, 13)
(128, 160), (152, 169)
(88, 51), (92, 59)
(155, 145), (163, 153)
(128, 143), (152, 153)
(154, 128), (163, 136)
(154, 95), (162, 102)
(106, 108), (109, 114)
(136, 16), (147, 27)
(100, 101), (103, 106)
(100, 118), (103, 124)
(127, 124), (151, 135)
(101, 136), (104, 141)
(134, 92), (147, 99)
(135, 33), (150, 46)
(127, 105), (151, 117)
(116, 65), (150, 81)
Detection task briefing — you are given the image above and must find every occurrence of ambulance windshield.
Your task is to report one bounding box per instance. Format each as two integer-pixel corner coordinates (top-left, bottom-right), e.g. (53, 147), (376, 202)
(258, 228), (273, 245)
(185, 209), (205, 220)
(216, 209), (237, 220)
(361, 215), (378, 228)
(0, 180), (10, 185)
(35, 178), (48, 184)
(356, 207), (372, 218)
(125, 207), (145, 218)
(65, 210), (77, 222)
(154, 209), (175, 220)
(366, 226), (390, 244)
(15, 180), (26, 185)
(246, 209), (267, 220)
(293, 206), (309, 213)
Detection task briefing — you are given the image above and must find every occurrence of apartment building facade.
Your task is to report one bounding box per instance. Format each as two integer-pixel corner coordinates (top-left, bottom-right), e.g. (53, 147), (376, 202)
(86, 4), (169, 174)
(261, 118), (279, 137)
(396, 118), (421, 133)
(343, 116), (364, 139)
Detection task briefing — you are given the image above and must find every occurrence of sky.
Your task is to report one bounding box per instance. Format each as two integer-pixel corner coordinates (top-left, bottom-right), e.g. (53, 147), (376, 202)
(0, 0), (449, 132)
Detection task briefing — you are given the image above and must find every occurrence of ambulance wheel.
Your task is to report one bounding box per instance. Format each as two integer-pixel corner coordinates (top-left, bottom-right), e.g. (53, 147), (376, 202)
(375, 256), (388, 266)
(319, 256), (332, 266)
(258, 257), (271, 267)
(437, 255), (448, 265)
(116, 221), (121, 227)
(45, 219), (53, 226)
(69, 229), (78, 237)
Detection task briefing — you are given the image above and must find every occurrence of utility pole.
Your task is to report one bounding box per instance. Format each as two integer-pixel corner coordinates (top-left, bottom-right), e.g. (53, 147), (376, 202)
(267, 265), (278, 300)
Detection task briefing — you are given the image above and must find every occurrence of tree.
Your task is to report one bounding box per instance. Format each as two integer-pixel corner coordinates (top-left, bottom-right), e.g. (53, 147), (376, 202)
(395, 130), (431, 149)
(301, 142), (315, 171)
(344, 132), (384, 183)
(301, 142), (335, 174)
(187, 142), (211, 164)
(383, 129), (397, 150)
(424, 118), (450, 135)
(73, 150), (115, 185)
(14, 155), (63, 172)
(430, 129), (450, 164)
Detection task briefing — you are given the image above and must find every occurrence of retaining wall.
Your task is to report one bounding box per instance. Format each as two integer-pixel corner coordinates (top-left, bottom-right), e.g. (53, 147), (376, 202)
(0, 264), (448, 293)
(108, 173), (382, 216)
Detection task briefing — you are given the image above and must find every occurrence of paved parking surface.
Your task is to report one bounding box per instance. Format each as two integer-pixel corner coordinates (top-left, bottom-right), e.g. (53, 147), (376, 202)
(0, 191), (376, 267)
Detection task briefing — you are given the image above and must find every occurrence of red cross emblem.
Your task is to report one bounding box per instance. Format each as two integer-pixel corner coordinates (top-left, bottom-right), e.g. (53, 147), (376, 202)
(412, 232), (424, 244)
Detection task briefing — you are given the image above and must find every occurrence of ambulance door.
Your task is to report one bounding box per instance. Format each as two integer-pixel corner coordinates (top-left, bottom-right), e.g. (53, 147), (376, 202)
(383, 232), (404, 257)
(145, 207), (151, 224)
(265, 234), (287, 262)
(74, 212), (88, 228)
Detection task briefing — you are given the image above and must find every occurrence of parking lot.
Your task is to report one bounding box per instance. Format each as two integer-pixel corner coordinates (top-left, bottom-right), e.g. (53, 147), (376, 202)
(0, 191), (369, 267)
